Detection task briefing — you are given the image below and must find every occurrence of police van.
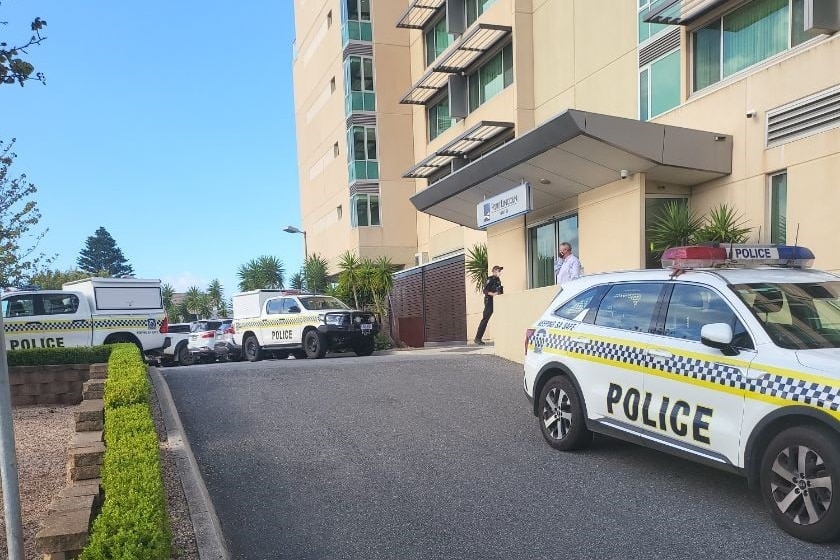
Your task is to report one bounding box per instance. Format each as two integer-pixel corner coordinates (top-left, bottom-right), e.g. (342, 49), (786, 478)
(2, 277), (169, 357)
(523, 244), (840, 542)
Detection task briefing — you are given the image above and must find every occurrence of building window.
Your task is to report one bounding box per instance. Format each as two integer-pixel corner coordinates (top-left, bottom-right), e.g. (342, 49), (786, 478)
(351, 194), (380, 227)
(333, 142), (340, 157)
(467, 43), (513, 112)
(770, 171), (787, 244)
(692, 0), (820, 92)
(466, 0), (498, 27)
(347, 125), (379, 181)
(425, 15), (455, 66)
(337, 205), (343, 220)
(528, 214), (578, 289)
(638, 0), (671, 43)
(344, 55), (376, 113)
(428, 95), (455, 141)
(330, 76), (336, 93)
(639, 49), (680, 121)
(342, 0), (372, 44)
(327, 10), (333, 28)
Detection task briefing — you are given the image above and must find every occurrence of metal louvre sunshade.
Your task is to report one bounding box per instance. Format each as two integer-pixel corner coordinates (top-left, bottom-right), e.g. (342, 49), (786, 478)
(396, 0), (445, 29)
(644, 0), (728, 25)
(433, 24), (512, 73)
(400, 67), (451, 105)
(403, 121), (514, 178)
(400, 24), (512, 105)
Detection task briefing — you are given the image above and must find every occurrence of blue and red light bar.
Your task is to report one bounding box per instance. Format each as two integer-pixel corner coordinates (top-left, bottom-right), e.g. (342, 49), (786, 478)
(662, 244), (815, 270)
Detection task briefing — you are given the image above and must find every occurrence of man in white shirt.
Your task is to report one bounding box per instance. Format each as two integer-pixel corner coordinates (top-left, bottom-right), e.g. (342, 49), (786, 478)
(554, 242), (582, 285)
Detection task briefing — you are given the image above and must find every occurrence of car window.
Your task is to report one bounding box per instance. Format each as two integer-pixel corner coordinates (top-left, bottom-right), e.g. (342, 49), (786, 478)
(553, 287), (604, 322)
(281, 298), (300, 313)
(266, 299), (283, 315)
(664, 284), (753, 349)
(192, 320), (222, 332)
(731, 281), (840, 349)
(168, 324), (192, 333)
(299, 296), (349, 310)
(594, 283), (663, 332)
(3, 295), (37, 318)
(42, 293), (80, 315)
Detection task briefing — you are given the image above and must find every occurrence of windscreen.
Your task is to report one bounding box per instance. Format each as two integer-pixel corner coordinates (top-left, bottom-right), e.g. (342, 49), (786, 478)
(299, 296), (350, 311)
(730, 281), (840, 349)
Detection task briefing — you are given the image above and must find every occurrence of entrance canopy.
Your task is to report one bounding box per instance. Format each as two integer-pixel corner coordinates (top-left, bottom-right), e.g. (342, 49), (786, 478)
(410, 109), (732, 228)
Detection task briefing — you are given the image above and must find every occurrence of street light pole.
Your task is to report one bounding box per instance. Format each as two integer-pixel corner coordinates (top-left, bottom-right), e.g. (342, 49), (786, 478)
(283, 226), (308, 260)
(0, 313), (25, 560)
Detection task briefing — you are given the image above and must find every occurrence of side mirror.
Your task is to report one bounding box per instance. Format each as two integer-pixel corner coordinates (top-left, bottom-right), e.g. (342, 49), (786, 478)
(288, 306), (301, 314)
(700, 323), (737, 356)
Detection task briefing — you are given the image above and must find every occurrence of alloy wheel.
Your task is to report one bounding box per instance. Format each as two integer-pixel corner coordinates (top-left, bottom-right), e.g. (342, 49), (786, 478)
(769, 444), (833, 526)
(542, 387), (572, 441)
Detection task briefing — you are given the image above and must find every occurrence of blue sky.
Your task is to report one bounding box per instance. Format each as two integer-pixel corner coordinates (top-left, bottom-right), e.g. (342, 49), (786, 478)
(2, 0), (302, 298)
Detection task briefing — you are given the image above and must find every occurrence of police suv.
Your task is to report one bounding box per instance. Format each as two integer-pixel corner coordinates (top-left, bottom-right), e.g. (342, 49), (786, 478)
(524, 245), (840, 542)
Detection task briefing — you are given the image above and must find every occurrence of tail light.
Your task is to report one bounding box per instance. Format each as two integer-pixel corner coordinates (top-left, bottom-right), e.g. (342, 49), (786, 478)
(200, 331), (216, 339)
(160, 316), (169, 334)
(525, 328), (535, 355)
(224, 326), (235, 334)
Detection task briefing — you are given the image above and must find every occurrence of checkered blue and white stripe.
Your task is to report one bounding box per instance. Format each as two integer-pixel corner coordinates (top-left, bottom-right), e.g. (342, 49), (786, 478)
(531, 330), (840, 413)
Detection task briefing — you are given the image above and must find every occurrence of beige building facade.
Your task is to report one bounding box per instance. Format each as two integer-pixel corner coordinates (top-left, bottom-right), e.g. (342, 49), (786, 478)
(294, 0), (840, 361)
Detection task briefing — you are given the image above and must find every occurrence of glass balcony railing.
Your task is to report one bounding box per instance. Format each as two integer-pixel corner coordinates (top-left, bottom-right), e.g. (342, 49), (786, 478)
(348, 160), (379, 182)
(342, 20), (372, 45)
(345, 92), (376, 114)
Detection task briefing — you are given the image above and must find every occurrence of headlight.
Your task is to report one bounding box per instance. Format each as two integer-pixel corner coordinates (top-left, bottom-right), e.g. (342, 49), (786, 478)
(325, 314), (346, 326)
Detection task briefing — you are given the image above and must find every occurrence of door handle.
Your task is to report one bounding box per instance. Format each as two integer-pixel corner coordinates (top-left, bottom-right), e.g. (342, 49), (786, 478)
(647, 349), (673, 359)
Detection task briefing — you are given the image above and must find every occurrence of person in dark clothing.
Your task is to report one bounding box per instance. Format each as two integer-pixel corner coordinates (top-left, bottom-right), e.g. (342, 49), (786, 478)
(474, 265), (503, 345)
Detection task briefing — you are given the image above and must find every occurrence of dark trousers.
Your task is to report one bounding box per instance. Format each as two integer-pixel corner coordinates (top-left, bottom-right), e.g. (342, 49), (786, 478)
(475, 298), (493, 341)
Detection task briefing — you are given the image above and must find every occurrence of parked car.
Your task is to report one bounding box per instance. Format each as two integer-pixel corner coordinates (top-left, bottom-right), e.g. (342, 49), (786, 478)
(213, 319), (242, 362)
(161, 322), (194, 366)
(187, 319), (229, 363)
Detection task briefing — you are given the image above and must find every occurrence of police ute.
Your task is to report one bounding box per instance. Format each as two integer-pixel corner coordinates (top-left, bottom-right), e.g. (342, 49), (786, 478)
(2, 277), (169, 358)
(523, 244), (840, 542)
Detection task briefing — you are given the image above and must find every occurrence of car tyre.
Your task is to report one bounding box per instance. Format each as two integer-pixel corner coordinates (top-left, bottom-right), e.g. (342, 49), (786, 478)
(353, 336), (375, 357)
(243, 335), (263, 362)
(304, 330), (327, 359)
(537, 375), (592, 451)
(759, 425), (840, 543)
(177, 345), (193, 367)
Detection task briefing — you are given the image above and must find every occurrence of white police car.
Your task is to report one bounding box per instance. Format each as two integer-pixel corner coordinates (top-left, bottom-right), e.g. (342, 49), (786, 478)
(523, 244), (840, 542)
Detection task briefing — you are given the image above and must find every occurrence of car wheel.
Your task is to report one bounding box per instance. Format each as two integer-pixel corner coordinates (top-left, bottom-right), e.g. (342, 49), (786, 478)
(353, 337), (375, 357)
(244, 335), (263, 362)
(304, 330), (327, 359)
(760, 425), (840, 543)
(177, 345), (193, 366)
(537, 375), (592, 451)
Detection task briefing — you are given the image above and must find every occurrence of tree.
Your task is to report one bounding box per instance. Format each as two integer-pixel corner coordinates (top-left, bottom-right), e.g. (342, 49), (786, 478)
(0, 4), (47, 87)
(77, 226), (134, 277)
(206, 279), (229, 317)
(237, 256), (285, 291)
(162, 283), (182, 322)
(184, 286), (211, 320)
(290, 271), (304, 290)
(337, 251), (363, 309)
(303, 253), (329, 293)
(30, 269), (90, 290)
(465, 243), (488, 293)
(364, 256), (395, 320)
(0, 138), (52, 287)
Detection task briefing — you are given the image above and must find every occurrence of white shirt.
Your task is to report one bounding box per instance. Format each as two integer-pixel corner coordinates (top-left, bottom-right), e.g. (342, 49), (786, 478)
(554, 253), (582, 285)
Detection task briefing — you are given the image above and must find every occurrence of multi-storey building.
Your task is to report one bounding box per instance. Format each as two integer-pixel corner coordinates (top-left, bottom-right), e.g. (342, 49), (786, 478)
(292, 0), (420, 272)
(294, 0), (840, 360)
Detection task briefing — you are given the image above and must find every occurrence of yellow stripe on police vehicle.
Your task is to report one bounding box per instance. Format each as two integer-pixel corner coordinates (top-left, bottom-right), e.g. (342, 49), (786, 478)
(523, 244), (840, 543)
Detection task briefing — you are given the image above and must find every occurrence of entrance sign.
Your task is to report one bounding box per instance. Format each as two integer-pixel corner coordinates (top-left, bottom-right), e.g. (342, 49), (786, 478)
(477, 182), (531, 229)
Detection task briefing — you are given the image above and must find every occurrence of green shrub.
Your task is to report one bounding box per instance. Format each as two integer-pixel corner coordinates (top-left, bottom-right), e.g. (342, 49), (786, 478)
(5, 345), (111, 367)
(103, 345), (150, 408)
(80, 344), (171, 560)
(374, 333), (394, 351)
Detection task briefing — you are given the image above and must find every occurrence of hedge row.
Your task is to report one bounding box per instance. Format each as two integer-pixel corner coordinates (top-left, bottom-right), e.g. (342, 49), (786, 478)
(5, 345), (112, 367)
(80, 344), (171, 560)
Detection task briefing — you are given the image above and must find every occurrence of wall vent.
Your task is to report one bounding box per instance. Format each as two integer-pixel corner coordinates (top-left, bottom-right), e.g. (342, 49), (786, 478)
(638, 28), (680, 67)
(767, 85), (840, 147)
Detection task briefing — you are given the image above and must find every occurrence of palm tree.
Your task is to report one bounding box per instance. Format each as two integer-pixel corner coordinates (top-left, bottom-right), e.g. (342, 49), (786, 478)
(290, 271), (305, 290)
(337, 251), (363, 309)
(237, 255), (285, 291)
(367, 256), (395, 319)
(695, 203), (752, 244)
(184, 286), (205, 320)
(648, 201), (705, 255)
(162, 283), (175, 309)
(206, 279), (229, 317)
(303, 253), (329, 293)
(465, 243), (488, 293)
